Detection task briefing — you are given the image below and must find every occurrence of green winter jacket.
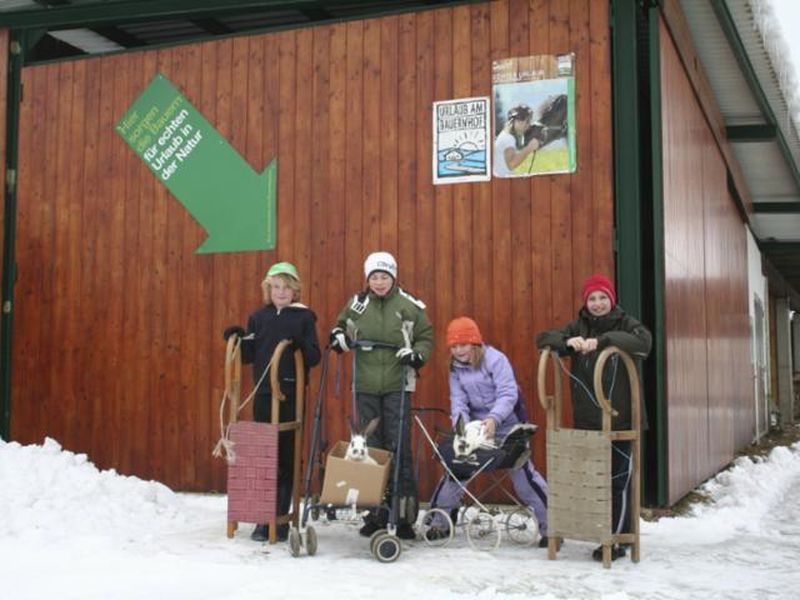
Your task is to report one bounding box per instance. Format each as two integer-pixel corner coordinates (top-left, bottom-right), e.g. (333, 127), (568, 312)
(335, 285), (433, 394)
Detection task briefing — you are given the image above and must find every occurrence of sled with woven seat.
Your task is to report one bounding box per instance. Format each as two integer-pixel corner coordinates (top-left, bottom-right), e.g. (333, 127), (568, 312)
(537, 345), (642, 568)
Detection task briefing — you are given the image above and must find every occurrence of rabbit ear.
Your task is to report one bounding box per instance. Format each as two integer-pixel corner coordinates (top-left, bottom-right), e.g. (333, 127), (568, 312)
(363, 417), (380, 438)
(349, 416), (358, 436)
(455, 414), (465, 437)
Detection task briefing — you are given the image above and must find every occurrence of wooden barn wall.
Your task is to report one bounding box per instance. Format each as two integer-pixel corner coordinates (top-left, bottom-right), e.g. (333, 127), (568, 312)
(10, 0), (614, 493)
(659, 21), (752, 505)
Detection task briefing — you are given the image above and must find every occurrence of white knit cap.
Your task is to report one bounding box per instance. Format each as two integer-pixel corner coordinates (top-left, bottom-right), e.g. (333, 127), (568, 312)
(364, 251), (398, 280)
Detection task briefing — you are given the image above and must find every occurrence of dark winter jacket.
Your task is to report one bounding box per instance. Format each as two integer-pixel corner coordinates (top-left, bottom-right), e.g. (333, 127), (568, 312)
(335, 284), (433, 394)
(241, 303), (321, 398)
(535, 306), (651, 430)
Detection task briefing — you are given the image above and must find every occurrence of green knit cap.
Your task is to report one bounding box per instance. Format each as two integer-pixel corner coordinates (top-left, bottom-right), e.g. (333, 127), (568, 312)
(265, 261), (300, 282)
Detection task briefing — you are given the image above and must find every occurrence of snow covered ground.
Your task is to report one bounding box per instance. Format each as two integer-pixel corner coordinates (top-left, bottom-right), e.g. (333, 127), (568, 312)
(1, 434), (799, 600)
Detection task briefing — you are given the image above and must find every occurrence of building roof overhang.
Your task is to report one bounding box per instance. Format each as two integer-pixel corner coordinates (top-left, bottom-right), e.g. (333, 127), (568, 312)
(679, 0), (800, 301)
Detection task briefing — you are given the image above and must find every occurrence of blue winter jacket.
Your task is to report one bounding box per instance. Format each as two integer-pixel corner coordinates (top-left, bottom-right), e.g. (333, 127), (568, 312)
(449, 345), (521, 437)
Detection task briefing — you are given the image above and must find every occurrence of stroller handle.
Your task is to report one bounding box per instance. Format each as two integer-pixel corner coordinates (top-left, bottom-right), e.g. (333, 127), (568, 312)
(350, 339), (402, 351)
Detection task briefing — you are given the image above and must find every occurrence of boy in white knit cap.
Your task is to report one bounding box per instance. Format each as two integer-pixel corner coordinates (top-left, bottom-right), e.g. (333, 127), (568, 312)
(330, 251), (433, 540)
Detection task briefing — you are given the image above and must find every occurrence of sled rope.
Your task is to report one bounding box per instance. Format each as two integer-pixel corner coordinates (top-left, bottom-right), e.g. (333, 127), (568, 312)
(212, 337), (283, 463)
(554, 353), (619, 410)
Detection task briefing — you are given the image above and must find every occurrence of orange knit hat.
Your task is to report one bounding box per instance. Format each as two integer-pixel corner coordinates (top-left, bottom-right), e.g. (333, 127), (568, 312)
(446, 317), (483, 346)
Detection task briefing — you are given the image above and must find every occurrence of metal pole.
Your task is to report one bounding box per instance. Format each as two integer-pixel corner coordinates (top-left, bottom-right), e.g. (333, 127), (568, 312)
(0, 31), (23, 441)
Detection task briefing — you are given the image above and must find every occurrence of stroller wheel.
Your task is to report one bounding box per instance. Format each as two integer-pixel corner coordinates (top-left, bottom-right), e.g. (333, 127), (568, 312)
(288, 526), (302, 557)
(466, 511), (501, 552)
(457, 505), (480, 527)
(369, 528), (388, 555)
(505, 507), (539, 546)
(305, 526), (318, 556)
(371, 532), (402, 563)
(420, 508), (454, 547)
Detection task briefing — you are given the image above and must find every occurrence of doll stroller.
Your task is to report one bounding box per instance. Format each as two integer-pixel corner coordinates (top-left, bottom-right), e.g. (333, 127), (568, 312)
(293, 340), (415, 563)
(413, 405), (542, 552)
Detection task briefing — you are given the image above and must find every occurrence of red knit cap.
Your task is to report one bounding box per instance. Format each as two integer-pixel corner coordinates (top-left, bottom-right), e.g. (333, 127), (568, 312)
(582, 274), (616, 307)
(446, 317), (483, 346)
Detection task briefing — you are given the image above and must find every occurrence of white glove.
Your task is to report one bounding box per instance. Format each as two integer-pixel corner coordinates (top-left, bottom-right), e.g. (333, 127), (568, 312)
(395, 347), (414, 360)
(330, 328), (350, 353)
(396, 347), (423, 367)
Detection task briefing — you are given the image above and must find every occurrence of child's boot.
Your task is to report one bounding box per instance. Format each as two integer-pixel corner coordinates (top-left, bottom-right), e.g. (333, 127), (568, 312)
(592, 544), (626, 561)
(358, 510), (387, 537)
(396, 521), (416, 540)
(251, 524), (269, 542)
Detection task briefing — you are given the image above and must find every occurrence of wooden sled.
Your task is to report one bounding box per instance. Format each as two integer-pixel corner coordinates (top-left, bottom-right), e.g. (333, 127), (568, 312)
(224, 337), (305, 545)
(537, 345), (642, 568)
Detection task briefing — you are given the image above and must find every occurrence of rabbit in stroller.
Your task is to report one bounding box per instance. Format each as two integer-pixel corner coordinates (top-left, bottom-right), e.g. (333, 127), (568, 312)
(345, 417), (380, 465)
(453, 415), (496, 460)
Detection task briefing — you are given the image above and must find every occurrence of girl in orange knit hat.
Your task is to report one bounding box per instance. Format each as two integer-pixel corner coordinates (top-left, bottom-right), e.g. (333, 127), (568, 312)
(426, 317), (549, 545)
(536, 274), (651, 561)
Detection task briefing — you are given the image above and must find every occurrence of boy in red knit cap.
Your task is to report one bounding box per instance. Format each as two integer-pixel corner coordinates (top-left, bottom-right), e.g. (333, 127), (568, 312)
(536, 274), (651, 561)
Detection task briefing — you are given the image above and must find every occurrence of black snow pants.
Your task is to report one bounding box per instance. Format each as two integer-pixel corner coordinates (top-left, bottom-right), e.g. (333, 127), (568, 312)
(254, 392), (296, 519)
(612, 440), (633, 537)
(357, 390), (418, 524)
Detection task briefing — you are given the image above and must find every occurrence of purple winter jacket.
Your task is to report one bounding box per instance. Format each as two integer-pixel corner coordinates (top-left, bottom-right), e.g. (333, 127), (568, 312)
(449, 345), (520, 437)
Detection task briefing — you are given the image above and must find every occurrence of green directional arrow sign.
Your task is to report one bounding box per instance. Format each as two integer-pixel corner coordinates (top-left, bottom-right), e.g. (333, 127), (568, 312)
(115, 73), (276, 254)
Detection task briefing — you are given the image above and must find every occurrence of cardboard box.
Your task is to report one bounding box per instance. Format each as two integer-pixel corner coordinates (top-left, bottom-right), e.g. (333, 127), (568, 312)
(319, 441), (392, 507)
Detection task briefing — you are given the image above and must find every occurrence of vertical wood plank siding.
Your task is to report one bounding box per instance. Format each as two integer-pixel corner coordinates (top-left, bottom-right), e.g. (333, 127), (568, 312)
(660, 22), (752, 504)
(10, 1), (613, 493)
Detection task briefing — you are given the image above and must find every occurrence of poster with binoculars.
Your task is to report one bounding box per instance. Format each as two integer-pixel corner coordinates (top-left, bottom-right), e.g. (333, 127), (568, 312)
(491, 53), (576, 178)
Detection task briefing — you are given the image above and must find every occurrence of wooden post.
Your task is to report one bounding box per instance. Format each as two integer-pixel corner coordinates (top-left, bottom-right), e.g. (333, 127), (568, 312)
(537, 348), (562, 432)
(268, 339), (305, 543)
(593, 346), (642, 567)
(224, 335), (242, 538)
(536, 348), (564, 558)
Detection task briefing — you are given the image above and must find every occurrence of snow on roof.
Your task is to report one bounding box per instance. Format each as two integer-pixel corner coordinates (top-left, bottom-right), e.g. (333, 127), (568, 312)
(750, 0), (800, 135)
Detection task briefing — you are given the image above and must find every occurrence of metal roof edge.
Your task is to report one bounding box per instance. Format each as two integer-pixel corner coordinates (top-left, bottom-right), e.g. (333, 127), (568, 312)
(714, 0), (800, 193)
(0, 0), (470, 30)
(2, 0), (474, 66)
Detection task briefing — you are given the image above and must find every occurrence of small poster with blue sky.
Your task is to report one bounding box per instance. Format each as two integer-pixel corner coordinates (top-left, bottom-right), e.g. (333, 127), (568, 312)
(432, 96), (491, 185)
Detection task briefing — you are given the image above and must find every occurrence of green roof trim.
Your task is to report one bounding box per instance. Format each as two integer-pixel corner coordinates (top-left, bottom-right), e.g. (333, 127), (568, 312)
(726, 124), (777, 142)
(711, 0), (800, 193)
(752, 202), (800, 213)
(611, 0), (642, 316)
(647, 2), (667, 508)
(0, 32), (24, 441)
(0, 0), (466, 29)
